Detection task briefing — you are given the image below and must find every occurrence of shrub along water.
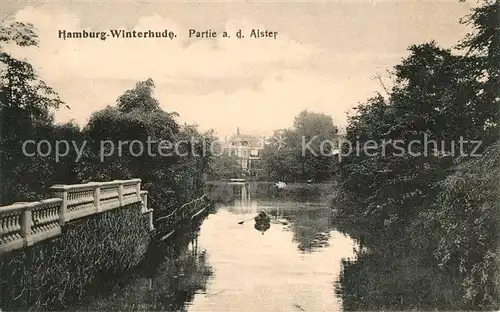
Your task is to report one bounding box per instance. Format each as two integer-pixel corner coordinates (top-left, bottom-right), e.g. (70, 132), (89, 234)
(0, 203), (151, 311)
(333, 1), (500, 310)
(0, 21), (213, 310)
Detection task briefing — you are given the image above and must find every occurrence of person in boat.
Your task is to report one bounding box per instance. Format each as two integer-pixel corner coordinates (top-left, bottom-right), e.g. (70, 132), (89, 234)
(254, 211), (271, 235)
(254, 210), (271, 223)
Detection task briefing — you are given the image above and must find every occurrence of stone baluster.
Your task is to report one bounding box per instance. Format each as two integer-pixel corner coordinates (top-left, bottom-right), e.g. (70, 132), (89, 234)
(20, 205), (33, 246)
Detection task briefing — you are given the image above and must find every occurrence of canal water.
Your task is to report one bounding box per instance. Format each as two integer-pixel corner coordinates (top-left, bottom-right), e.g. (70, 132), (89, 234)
(74, 183), (357, 311)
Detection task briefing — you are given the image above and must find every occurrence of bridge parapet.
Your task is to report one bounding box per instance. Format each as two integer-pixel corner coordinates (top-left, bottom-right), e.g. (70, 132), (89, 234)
(50, 179), (142, 223)
(0, 179), (153, 254)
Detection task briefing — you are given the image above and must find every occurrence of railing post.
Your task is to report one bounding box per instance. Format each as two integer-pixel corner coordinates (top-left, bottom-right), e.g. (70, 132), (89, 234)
(136, 181), (141, 200)
(118, 182), (124, 206)
(142, 192), (148, 213)
(50, 185), (68, 225)
(94, 183), (101, 212)
(21, 205), (33, 247)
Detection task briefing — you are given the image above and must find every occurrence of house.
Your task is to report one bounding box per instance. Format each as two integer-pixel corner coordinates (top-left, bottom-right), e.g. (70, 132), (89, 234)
(224, 127), (265, 176)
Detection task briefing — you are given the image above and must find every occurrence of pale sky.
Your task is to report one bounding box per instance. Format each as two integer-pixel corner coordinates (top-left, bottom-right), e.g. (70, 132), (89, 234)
(2, 1), (475, 138)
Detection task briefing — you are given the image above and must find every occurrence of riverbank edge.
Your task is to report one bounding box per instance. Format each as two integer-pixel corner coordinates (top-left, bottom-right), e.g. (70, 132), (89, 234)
(0, 202), (151, 311)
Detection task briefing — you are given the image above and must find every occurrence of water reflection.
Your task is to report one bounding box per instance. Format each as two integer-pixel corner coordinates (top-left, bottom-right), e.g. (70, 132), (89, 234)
(73, 228), (213, 312)
(73, 182), (356, 312)
(190, 183), (356, 312)
(254, 221), (271, 234)
(211, 183), (339, 253)
(190, 206), (353, 311)
(206, 182), (329, 209)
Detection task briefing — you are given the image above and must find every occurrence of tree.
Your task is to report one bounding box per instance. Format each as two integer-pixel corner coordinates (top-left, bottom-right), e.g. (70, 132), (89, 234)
(334, 3), (500, 307)
(77, 78), (209, 215)
(0, 21), (66, 122)
(117, 78), (161, 113)
(207, 154), (241, 180)
(0, 21), (69, 204)
(458, 0), (500, 144)
(434, 141), (500, 309)
(293, 110), (339, 142)
(338, 41), (495, 236)
(262, 111), (339, 182)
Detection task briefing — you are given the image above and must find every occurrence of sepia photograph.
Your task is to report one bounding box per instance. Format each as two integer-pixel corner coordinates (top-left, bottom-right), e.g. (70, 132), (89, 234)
(0, 0), (499, 311)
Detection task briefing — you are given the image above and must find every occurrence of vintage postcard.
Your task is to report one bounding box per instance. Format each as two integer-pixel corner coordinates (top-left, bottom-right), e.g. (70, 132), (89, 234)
(0, 0), (499, 311)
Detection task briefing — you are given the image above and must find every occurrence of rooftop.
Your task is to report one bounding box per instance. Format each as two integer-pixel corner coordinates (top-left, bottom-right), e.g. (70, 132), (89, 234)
(226, 127), (265, 148)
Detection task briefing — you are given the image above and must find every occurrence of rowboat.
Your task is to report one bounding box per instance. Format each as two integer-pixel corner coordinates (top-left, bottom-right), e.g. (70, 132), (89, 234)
(254, 211), (271, 234)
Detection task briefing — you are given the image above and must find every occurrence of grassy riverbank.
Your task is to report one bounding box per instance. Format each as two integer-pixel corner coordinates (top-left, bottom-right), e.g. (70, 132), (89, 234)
(72, 228), (213, 312)
(0, 204), (151, 311)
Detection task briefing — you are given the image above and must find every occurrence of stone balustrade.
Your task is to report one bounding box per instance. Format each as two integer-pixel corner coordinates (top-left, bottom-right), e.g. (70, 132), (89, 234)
(0, 179), (153, 254)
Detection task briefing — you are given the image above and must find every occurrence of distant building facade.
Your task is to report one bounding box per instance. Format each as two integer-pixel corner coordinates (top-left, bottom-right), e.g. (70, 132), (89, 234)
(224, 127), (265, 176)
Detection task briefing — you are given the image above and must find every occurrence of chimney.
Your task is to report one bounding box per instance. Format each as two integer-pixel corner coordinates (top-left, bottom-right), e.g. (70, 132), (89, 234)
(237, 126), (240, 135)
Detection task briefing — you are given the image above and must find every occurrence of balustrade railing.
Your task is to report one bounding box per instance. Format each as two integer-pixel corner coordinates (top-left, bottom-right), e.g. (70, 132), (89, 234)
(0, 179), (153, 253)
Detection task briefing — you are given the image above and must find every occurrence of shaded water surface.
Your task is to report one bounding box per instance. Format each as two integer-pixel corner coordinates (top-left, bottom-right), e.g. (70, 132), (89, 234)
(75, 183), (356, 311)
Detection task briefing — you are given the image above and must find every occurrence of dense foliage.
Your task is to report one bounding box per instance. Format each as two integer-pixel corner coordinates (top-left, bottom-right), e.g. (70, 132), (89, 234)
(334, 1), (500, 310)
(0, 203), (151, 311)
(0, 21), (74, 204)
(261, 110), (340, 182)
(0, 21), (211, 216)
(206, 154), (242, 180)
